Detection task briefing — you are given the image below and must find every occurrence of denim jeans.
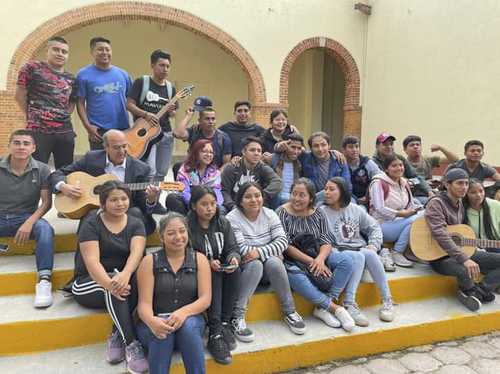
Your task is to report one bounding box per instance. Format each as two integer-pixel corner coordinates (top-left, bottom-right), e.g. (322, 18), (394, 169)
(343, 248), (392, 304)
(287, 251), (353, 310)
(137, 315), (206, 374)
(0, 213), (54, 272)
(146, 132), (174, 181)
(380, 211), (423, 253)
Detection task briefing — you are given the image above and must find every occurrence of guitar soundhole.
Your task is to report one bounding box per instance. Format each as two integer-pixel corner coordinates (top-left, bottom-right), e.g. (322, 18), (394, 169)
(137, 129), (147, 137)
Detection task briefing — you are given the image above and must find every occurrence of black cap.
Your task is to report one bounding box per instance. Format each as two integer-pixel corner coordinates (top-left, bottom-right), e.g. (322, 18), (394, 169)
(193, 96), (213, 112)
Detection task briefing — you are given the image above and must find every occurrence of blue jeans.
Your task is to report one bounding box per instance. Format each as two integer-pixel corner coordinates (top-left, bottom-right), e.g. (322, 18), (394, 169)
(343, 248), (392, 304)
(146, 132), (174, 181)
(287, 251), (353, 310)
(137, 315), (205, 374)
(380, 211), (423, 253)
(0, 213), (54, 272)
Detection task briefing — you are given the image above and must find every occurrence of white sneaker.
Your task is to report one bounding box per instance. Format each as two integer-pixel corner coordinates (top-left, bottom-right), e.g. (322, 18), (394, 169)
(379, 298), (395, 322)
(34, 280), (53, 308)
(392, 252), (413, 268)
(345, 303), (369, 327)
(313, 307), (341, 328)
(379, 248), (396, 272)
(334, 307), (355, 332)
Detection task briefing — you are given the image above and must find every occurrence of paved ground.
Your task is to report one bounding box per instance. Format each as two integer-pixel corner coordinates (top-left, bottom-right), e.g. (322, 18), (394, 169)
(284, 331), (500, 374)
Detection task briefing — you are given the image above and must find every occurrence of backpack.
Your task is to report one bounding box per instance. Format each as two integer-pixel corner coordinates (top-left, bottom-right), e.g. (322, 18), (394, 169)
(139, 75), (173, 106)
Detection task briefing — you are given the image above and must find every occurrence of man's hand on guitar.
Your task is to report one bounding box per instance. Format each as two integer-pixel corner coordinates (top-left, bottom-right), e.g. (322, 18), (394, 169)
(60, 183), (83, 199)
(463, 259), (481, 281)
(144, 112), (159, 126)
(145, 184), (161, 204)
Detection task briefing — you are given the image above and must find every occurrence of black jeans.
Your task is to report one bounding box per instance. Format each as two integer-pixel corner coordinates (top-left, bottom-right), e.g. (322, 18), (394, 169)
(431, 250), (500, 291)
(33, 131), (75, 169)
(208, 268), (241, 335)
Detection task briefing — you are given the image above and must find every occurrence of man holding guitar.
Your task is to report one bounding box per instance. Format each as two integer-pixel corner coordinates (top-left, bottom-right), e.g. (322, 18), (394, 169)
(425, 168), (500, 311)
(50, 130), (161, 235)
(127, 50), (177, 183)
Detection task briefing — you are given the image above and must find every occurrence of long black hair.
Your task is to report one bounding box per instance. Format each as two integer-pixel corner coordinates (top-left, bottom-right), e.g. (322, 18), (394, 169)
(463, 179), (499, 240)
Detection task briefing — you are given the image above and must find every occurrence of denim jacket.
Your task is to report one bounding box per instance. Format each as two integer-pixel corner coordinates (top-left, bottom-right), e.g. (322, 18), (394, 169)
(299, 150), (352, 192)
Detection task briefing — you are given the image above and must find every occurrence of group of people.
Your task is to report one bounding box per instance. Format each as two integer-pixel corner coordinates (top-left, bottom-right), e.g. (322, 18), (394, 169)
(2, 34), (500, 374)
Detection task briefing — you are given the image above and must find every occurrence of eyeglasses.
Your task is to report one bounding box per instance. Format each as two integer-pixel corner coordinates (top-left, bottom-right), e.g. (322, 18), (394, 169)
(200, 150), (214, 155)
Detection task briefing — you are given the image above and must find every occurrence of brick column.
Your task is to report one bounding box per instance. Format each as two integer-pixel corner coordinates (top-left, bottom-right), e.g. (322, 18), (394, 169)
(343, 106), (362, 138)
(252, 103), (288, 128)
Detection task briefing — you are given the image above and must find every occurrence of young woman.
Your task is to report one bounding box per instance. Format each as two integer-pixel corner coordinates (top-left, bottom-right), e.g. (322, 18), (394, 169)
(261, 109), (298, 155)
(226, 182), (306, 342)
(464, 179), (500, 252)
(369, 155), (424, 268)
(166, 139), (224, 215)
(136, 213), (211, 374)
(321, 177), (395, 325)
(72, 180), (148, 374)
(187, 186), (241, 365)
(276, 178), (356, 331)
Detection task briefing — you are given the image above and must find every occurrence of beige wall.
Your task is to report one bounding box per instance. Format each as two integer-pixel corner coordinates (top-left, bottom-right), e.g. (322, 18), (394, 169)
(363, 0), (500, 164)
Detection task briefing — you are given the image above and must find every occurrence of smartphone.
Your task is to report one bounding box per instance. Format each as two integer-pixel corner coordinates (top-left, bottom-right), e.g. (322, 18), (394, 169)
(0, 244), (9, 253)
(157, 313), (171, 320)
(220, 263), (238, 272)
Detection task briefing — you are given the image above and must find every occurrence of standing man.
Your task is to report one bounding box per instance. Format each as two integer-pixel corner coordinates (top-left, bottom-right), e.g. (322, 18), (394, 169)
(15, 36), (77, 168)
(76, 37), (132, 150)
(0, 130), (54, 308)
(127, 50), (177, 181)
(446, 140), (500, 182)
(219, 100), (265, 160)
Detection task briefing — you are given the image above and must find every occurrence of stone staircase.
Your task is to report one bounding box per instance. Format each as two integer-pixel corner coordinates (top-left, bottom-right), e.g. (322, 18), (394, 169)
(1, 208), (500, 373)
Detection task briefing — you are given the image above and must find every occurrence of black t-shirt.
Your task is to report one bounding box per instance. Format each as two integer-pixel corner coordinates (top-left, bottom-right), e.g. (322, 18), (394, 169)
(128, 76), (177, 132)
(75, 211), (146, 279)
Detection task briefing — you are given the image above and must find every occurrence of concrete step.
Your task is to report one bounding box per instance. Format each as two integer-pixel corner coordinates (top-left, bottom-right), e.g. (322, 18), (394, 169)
(2, 296), (500, 373)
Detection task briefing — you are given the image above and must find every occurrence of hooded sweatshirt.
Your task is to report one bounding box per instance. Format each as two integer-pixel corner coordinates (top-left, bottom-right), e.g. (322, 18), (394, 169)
(219, 121), (266, 156)
(221, 159), (282, 211)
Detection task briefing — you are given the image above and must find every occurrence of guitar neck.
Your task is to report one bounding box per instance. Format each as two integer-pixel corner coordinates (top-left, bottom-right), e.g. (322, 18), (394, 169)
(461, 237), (500, 249)
(125, 180), (162, 191)
(155, 95), (180, 120)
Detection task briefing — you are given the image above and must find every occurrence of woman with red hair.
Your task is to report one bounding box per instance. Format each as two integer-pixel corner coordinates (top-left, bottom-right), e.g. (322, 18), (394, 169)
(166, 139), (224, 215)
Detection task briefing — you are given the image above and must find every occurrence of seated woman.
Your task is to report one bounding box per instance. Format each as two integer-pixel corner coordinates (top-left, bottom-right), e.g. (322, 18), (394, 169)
(276, 178), (356, 331)
(321, 177), (395, 325)
(136, 213), (211, 374)
(369, 155), (424, 269)
(166, 139), (224, 215)
(464, 179), (500, 252)
(187, 186), (241, 365)
(226, 182), (306, 342)
(261, 109), (299, 157)
(72, 180), (148, 374)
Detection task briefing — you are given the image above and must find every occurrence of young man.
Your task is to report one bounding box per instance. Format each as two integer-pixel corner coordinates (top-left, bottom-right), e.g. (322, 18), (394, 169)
(373, 133), (432, 204)
(76, 37), (132, 150)
(425, 168), (500, 311)
(219, 100), (265, 159)
(15, 36), (77, 168)
(174, 101), (232, 168)
(221, 136), (281, 211)
(446, 140), (500, 182)
(341, 135), (381, 207)
(403, 135), (458, 180)
(127, 50), (177, 181)
(270, 133), (304, 205)
(0, 130), (54, 308)
(50, 130), (161, 235)
(300, 132), (351, 205)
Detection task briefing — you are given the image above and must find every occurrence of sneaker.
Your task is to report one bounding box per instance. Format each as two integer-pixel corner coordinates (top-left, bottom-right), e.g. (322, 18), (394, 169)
(231, 318), (255, 343)
(106, 330), (125, 364)
(392, 252), (414, 268)
(477, 283), (496, 303)
(34, 280), (53, 308)
(379, 298), (395, 322)
(345, 303), (369, 327)
(221, 322), (237, 351)
(379, 248), (396, 272)
(208, 334), (232, 365)
(284, 312), (306, 335)
(312, 307), (341, 328)
(334, 307), (355, 332)
(125, 340), (148, 374)
(457, 289), (482, 312)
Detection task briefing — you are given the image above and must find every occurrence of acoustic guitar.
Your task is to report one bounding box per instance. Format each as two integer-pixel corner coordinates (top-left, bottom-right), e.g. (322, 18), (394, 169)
(410, 217), (500, 261)
(54, 172), (184, 219)
(125, 84), (195, 159)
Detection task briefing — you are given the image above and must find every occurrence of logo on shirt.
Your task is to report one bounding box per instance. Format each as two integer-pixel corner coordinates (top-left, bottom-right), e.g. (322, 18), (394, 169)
(333, 217), (358, 241)
(94, 82), (123, 94)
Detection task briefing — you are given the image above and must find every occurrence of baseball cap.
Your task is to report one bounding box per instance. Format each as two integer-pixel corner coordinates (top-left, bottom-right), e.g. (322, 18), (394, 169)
(376, 133), (396, 144)
(193, 96), (213, 112)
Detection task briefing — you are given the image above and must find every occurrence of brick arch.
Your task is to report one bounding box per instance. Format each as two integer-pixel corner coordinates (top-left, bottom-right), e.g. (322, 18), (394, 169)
(4, 1), (266, 104)
(279, 37), (362, 137)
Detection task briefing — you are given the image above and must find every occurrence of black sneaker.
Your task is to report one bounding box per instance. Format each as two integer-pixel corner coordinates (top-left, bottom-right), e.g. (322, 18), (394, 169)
(284, 312), (306, 335)
(221, 322), (237, 351)
(477, 283), (496, 303)
(231, 318), (255, 342)
(207, 334), (232, 365)
(457, 289), (482, 311)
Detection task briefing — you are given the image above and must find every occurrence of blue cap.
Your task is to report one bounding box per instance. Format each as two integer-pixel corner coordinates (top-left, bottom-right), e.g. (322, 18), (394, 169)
(193, 96), (213, 112)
